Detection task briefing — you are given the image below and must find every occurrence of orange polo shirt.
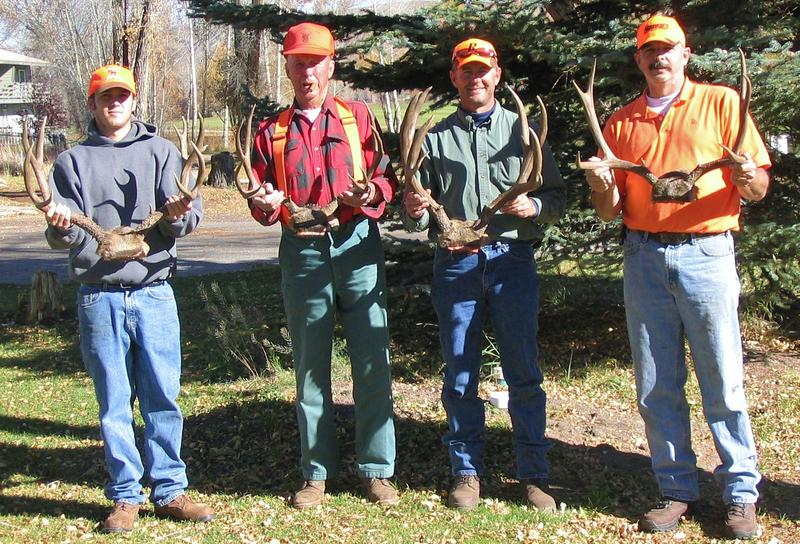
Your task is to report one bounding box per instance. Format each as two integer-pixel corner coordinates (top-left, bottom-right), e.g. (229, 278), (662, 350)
(603, 78), (771, 233)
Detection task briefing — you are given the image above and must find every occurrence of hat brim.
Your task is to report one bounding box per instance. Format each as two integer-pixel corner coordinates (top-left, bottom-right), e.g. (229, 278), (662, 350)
(90, 81), (136, 98)
(454, 55), (494, 69)
(283, 45), (334, 57)
(638, 35), (684, 48)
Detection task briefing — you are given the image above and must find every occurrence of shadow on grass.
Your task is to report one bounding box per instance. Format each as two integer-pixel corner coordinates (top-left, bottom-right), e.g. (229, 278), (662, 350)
(0, 394), (797, 536)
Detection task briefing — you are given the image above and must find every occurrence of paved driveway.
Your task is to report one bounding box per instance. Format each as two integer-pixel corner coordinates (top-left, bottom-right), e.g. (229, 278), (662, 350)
(0, 204), (281, 285)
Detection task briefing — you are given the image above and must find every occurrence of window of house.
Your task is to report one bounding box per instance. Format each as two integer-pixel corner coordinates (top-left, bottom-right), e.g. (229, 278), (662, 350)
(15, 66), (31, 83)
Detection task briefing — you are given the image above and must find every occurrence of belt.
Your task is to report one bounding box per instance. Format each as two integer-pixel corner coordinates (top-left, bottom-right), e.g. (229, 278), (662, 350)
(629, 229), (726, 245)
(85, 280), (167, 291)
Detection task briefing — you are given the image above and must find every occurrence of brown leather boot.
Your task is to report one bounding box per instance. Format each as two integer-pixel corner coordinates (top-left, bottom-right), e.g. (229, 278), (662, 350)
(522, 479), (557, 513)
(363, 478), (400, 505)
(102, 502), (140, 533)
(725, 503), (758, 540)
(447, 475), (480, 511)
(292, 480), (326, 509)
(638, 498), (689, 532)
(154, 494), (215, 522)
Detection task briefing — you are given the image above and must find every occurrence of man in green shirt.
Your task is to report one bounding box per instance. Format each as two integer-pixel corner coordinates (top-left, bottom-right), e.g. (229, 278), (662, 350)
(403, 37), (565, 511)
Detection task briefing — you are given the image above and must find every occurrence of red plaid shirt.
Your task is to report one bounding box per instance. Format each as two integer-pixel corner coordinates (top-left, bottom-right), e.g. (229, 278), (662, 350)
(249, 95), (397, 226)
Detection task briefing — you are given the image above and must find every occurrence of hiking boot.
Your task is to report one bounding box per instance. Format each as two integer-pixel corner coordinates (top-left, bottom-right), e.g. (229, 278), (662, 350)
(102, 502), (140, 533)
(447, 475), (480, 511)
(638, 498), (689, 532)
(522, 479), (557, 513)
(725, 502), (758, 540)
(363, 478), (400, 505)
(292, 480), (326, 509)
(154, 494), (215, 522)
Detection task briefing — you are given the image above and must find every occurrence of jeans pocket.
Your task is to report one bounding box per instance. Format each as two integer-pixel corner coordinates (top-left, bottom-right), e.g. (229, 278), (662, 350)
(79, 290), (101, 308)
(697, 233), (733, 257)
(145, 283), (175, 301)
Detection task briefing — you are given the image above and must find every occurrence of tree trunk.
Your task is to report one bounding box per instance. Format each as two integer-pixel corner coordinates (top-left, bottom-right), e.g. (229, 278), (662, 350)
(25, 270), (63, 324)
(208, 152), (236, 188)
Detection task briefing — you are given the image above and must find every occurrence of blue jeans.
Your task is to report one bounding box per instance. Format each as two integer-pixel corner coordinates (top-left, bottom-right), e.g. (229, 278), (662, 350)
(623, 230), (760, 504)
(78, 282), (187, 506)
(432, 241), (549, 480)
(280, 218), (395, 480)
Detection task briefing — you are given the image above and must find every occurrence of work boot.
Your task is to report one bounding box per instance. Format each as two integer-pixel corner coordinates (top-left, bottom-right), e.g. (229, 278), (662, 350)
(102, 502), (140, 533)
(447, 475), (480, 511)
(638, 498), (689, 532)
(725, 502), (758, 540)
(292, 480), (326, 509)
(363, 478), (400, 505)
(154, 494), (215, 522)
(522, 479), (557, 513)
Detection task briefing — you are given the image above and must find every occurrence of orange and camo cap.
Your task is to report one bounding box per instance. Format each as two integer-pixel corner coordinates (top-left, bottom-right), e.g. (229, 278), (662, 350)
(636, 15), (686, 48)
(88, 64), (136, 98)
(451, 38), (498, 68)
(283, 22), (335, 56)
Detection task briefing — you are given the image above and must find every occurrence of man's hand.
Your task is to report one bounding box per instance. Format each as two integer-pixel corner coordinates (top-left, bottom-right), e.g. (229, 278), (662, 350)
(730, 152), (756, 189)
(403, 189), (431, 219)
(339, 181), (377, 208)
(251, 182), (286, 213)
(500, 194), (537, 219)
(163, 194), (193, 222)
(44, 202), (73, 230)
(584, 156), (615, 193)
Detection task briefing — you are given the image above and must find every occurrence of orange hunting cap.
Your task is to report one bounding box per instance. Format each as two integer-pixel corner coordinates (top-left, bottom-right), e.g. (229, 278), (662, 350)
(87, 64), (136, 98)
(636, 15), (686, 48)
(283, 22), (335, 56)
(451, 38), (498, 68)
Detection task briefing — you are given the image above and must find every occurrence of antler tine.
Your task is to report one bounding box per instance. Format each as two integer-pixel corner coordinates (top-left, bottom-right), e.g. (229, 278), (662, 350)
(22, 116), (51, 209)
(729, 48), (752, 157)
(399, 87), (429, 166)
(536, 95), (547, 147)
(572, 59), (616, 161)
(362, 101), (385, 179)
(174, 139), (202, 198)
(173, 117), (189, 160)
(234, 105), (263, 198)
(505, 84), (530, 149)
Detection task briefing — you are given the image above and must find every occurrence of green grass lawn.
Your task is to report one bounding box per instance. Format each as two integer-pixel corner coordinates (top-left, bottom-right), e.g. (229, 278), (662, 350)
(1, 263), (798, 543)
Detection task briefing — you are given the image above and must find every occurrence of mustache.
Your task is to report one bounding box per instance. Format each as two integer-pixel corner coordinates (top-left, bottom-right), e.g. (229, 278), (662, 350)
(649, 60), (670, 70)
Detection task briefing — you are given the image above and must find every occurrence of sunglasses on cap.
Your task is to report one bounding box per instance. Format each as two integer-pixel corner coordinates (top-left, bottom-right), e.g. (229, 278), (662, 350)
(452, 45), (497, 61)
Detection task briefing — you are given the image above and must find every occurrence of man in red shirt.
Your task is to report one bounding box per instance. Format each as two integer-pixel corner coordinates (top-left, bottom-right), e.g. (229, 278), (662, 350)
(247, 22), (398, 508)
(582, 15), (769, 540)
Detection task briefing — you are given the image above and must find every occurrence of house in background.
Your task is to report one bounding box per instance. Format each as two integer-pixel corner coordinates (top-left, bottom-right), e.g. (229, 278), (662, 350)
(0, 49), (48, 134)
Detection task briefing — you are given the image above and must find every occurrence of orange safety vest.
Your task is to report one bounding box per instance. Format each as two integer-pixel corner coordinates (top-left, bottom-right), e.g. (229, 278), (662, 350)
(270, 97), (364, 224)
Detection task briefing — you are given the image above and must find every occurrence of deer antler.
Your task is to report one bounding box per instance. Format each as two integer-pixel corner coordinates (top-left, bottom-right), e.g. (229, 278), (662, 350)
(399, 87), (451, 232)
(348, 101), (386, 191)
(473, 86), (545, 231)
(234, 105), (338, 235)
(573, 52), (753, 202)
(174, 114), (206, 199)
(22, 117), (107, 240)
(572, 60), (659, 184)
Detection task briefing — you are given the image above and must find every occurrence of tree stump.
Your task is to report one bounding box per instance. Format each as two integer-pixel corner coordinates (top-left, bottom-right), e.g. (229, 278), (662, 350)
(208, 152), (236, 188)
(26, 270), (64, 324)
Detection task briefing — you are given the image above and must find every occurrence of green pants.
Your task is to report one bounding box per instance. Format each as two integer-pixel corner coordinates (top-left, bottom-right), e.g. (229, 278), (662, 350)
(279, 217), (396, 479)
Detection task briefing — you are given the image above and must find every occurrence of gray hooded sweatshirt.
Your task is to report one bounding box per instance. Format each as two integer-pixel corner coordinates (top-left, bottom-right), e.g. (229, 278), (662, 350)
(45, 119), (202, 285)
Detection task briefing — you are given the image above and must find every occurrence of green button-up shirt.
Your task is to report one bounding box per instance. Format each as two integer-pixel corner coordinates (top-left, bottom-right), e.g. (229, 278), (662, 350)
(403, 103), (565, 244)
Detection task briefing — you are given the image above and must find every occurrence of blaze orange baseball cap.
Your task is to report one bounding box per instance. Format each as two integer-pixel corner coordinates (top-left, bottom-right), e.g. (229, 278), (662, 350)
(636, 15), (686, 48)
(452, 38), (498, 68)
(87, 64), (136, 98)
(283, 22), (335, 56)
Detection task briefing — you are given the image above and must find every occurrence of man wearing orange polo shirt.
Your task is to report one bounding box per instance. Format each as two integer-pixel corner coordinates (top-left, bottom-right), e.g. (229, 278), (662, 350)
(583, 15), (769, 540)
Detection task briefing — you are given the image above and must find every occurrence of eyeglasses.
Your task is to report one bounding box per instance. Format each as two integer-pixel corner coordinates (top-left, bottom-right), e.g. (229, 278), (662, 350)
(452, 44), (497, 61)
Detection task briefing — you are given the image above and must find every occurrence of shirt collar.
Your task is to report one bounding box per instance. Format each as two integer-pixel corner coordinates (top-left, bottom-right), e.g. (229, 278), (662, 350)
(631, 78), (695, 119)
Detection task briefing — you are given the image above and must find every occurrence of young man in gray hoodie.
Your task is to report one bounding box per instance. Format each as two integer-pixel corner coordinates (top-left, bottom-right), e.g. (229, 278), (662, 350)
(43, 64), (214, 532)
